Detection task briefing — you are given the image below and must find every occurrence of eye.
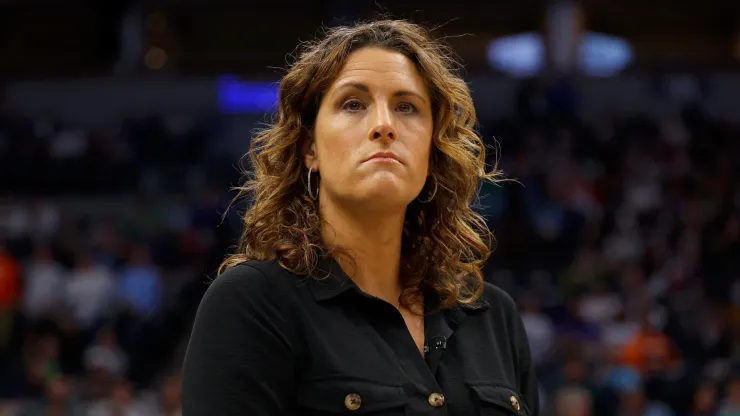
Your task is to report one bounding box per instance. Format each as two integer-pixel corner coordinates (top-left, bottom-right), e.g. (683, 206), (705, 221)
(342, 99), (365, 112)
(396, 102), (418, 114)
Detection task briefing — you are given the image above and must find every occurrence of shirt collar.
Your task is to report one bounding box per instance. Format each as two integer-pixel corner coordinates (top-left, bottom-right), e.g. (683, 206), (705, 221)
(305, 254), (491, 314)
(304, 255), (359, 301)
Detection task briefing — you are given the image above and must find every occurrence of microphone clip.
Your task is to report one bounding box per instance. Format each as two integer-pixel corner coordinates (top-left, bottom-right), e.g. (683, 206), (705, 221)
(423, 336), (447, 354)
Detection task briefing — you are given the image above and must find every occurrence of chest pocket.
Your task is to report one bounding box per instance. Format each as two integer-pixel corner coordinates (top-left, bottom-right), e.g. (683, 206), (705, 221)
(467, 383), (529, 416)
(298, 377), (408, 415)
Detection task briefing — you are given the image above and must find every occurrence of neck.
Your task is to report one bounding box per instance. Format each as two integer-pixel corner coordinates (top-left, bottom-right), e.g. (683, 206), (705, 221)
(320, 199), (406, 305)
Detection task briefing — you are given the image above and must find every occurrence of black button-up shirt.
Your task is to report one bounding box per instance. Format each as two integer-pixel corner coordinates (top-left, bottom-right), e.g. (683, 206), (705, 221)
(182, 259), (540, 415)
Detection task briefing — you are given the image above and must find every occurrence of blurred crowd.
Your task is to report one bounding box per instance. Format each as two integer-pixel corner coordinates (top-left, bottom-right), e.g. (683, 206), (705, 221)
(0, 80), (738, 416)
(479, 83), (740, 416)
(0, 108), (238, 415)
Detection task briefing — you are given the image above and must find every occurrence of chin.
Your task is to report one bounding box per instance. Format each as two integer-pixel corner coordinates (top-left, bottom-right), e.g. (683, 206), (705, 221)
(332, 174), (420, 210)
(356, 185), (415, 210)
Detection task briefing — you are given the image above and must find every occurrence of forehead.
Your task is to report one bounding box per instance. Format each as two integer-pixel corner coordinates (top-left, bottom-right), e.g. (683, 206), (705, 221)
(328, 47), (428, 95)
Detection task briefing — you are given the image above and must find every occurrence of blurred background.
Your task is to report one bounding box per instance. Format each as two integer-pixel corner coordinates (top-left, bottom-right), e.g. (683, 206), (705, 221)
(1, 0), (739, 415)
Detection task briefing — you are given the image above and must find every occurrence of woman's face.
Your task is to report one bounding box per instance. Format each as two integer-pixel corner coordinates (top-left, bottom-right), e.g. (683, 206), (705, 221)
(306, 47), (435, 212)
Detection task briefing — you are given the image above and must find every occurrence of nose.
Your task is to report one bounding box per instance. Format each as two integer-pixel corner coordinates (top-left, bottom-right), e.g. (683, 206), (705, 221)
(369, 104), (396, 141)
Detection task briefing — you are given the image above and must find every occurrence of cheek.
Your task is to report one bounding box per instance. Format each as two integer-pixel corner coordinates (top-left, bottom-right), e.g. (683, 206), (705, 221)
(319, 138), (355, 167)
(411, 133), (433, 173)
(407, 117), (433, 151)
(316, 128), (362, 173)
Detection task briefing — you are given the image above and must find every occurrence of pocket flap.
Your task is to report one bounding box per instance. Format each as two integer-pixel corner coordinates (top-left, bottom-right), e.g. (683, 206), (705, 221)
(467, 382), (529, 414)
(298, 376), (407, 413)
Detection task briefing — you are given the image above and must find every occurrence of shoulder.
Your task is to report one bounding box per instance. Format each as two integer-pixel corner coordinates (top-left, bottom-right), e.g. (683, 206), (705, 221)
(200, 260), (299, 311)
(472, 282), (527, 338)
(209, 259), (294, 291)
(479, 281), (519, 317)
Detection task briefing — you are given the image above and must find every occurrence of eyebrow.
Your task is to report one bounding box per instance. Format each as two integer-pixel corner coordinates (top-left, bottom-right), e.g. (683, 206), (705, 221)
(333, 82), (428, 103)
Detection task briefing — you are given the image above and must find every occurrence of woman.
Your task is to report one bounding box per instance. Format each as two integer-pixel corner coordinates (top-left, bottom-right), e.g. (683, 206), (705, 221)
(182, 19), (539, 415)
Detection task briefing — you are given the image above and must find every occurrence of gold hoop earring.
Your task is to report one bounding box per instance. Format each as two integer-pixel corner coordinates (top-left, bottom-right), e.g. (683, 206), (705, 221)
(417, 174), (438, 203)
(307, 169), (319, 200)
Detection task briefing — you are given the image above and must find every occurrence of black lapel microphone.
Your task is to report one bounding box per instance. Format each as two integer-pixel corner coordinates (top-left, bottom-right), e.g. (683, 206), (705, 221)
(424, 336), (447, 374)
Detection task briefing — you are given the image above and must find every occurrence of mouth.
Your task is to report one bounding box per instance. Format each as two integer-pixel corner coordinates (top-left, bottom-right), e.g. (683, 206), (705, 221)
(365, 152), (402, 164)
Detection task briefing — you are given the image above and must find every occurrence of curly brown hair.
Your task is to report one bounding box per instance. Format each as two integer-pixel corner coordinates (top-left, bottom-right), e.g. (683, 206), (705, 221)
(220, 19), (502, 310)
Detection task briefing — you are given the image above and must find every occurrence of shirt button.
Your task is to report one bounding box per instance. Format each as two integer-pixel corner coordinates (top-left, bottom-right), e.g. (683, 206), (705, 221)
(428, 392), (445, 407)
(344, 393), (361, 411)
(510, 395), (520, 411)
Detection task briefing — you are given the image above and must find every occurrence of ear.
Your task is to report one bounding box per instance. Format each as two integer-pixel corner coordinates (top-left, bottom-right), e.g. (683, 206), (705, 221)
(301, 129), (319, 172)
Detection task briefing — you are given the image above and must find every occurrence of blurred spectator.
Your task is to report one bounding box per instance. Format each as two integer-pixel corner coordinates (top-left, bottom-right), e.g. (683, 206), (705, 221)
(553, 386), (592, 416)
(520, 293), (555, 366)
(158, 374), (182, 416)
(87, 379), (147, 416)
(619, 315), (681, 375)
(21, 244), (64, 323)
(0, 243), (19, 348)
(692, 381), (718, 416)
(4, 201), (60, 242)
(117, 245), (161, 319)
(20, 376), (82, 416)
(65, 249), (114, 332)
(719, 375), (740, 416)
(83, 327), (127, 378)
(606, 367), (673, 416)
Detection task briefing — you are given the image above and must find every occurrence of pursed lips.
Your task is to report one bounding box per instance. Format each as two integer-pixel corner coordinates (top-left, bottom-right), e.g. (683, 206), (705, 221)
(364, 152), (402, 164)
